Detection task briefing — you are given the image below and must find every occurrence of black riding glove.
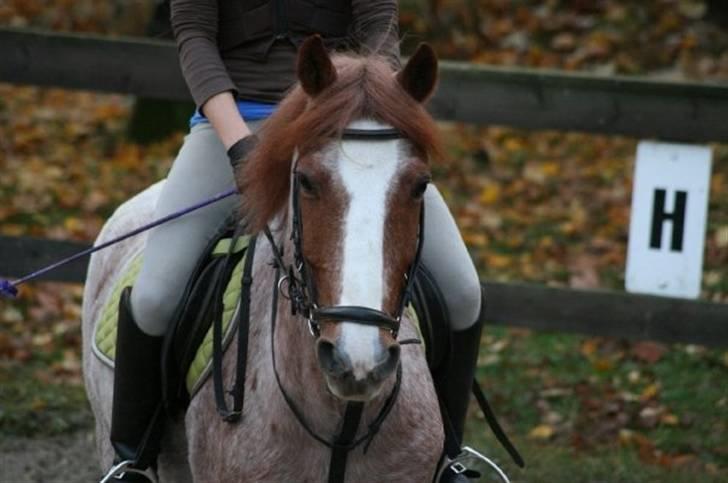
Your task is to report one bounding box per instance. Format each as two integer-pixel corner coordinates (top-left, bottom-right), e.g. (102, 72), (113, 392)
(227, 134), (259, 171)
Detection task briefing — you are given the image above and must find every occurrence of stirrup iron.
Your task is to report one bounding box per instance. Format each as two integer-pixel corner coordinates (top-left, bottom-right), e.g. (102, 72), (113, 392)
(99, 460), (158, 483)
(436, 446), (511, 483)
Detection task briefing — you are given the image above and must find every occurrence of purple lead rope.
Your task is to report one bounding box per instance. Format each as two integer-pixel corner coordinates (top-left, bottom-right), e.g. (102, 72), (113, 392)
(0, 186), (238, 298)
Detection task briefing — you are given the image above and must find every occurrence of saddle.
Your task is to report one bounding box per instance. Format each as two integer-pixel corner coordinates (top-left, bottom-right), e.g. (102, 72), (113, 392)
(92, 219), (252, 410)
(160, 223), (252, 412)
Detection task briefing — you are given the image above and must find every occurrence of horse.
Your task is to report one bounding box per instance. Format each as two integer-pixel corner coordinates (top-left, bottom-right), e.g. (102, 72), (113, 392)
(82, 36), (446, 482)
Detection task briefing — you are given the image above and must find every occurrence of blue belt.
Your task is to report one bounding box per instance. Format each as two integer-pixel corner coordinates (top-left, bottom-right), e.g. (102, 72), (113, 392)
(189, 99), (277, 128)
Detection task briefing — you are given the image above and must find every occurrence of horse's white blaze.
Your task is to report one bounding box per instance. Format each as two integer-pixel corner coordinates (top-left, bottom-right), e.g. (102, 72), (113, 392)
(335, 120), (402, 380)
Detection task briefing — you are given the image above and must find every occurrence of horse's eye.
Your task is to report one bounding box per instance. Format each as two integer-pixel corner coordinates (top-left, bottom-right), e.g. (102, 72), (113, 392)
(412, 177), (430, 200)
(298, 173), (318, 197)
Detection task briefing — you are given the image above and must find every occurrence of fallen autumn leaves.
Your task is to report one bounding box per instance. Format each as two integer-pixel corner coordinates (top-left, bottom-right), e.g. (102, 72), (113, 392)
(1, 0), (727, 480)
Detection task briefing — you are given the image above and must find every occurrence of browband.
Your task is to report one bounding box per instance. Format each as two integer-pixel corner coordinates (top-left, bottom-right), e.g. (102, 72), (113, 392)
(340, 128), (402, 140)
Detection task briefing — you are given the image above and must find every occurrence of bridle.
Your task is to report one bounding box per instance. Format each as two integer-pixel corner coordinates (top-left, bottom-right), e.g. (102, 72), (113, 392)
(261, 125), (426, 483)
(263, 126), (426, 342)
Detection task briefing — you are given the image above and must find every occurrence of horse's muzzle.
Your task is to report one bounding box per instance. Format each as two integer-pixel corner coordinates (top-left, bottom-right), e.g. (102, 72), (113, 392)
(316, 338), (400, 401)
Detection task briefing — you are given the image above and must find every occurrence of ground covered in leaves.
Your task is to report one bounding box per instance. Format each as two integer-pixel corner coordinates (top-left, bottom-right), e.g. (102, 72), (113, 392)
(1, 1), (727, 482)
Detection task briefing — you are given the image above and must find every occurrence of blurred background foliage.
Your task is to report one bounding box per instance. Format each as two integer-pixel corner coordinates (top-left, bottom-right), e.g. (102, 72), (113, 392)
(0, 1), (727, 481)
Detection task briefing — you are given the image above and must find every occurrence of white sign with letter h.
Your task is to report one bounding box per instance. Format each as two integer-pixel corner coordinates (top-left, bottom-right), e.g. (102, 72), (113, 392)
(626, 141), (712, 299)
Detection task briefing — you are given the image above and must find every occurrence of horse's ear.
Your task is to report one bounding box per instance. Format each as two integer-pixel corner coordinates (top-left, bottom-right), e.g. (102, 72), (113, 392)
(297, 35), (337, 96)
(397, 43), (438, 103)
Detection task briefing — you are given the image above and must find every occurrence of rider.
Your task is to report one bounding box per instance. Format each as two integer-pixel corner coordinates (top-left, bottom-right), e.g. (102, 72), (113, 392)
(106, 1), (485, 481)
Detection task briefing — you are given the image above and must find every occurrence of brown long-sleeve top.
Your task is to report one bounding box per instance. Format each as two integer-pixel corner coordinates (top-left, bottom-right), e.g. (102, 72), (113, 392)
(170, 0), (400, 108)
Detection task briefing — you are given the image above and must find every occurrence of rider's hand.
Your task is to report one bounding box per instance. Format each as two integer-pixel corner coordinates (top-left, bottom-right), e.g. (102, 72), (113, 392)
(227, 135), (259, 171)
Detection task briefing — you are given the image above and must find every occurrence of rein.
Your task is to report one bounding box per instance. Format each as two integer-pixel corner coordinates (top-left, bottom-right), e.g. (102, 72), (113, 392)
(269, 263), (403, 455)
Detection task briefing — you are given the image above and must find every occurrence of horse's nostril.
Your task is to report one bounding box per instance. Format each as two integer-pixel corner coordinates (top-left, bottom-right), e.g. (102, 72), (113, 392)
(372, 344), (400, 382)
(387, 345), (400, 366)
(317, 340), (350, 377)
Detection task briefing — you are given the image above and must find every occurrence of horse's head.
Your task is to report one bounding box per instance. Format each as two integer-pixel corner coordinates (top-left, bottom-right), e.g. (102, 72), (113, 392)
(241, 36), (442, 402)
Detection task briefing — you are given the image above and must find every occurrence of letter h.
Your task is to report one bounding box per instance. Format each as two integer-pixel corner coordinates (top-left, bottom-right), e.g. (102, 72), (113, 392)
(649, 188), (687, 252)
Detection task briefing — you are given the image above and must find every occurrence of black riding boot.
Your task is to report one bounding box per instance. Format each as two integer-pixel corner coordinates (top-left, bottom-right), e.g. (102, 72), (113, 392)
(105, 287), (165, 482)
(432, 288), (485, 483)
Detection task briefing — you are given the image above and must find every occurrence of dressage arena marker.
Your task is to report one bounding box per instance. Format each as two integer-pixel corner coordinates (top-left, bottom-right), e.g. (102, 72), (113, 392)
(626, 141), (712, 299)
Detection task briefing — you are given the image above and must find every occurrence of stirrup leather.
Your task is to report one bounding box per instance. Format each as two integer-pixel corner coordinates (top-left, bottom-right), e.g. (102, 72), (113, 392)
(99, 460), (158, 483)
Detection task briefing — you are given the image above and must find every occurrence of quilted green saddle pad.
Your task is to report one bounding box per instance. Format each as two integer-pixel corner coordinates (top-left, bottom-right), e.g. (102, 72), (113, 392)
(93, 236), (250, 396)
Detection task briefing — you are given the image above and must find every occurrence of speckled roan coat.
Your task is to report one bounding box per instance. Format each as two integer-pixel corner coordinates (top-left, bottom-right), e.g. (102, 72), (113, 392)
(82, 45), (445, 482)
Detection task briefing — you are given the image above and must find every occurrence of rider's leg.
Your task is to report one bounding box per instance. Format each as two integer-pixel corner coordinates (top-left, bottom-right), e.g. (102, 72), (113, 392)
(108, 122), (253, 478)
(109, 287), (164, 481)
(422, 186), (483, 332)
(131, 122), (241, 336)
(421, 185), (484, 481)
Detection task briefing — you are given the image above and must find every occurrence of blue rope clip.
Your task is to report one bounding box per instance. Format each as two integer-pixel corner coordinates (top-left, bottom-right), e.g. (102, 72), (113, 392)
(0, 279), (18, 298)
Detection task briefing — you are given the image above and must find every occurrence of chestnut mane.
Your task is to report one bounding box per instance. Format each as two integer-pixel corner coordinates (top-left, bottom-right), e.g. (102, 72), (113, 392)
(239, 54), (443, 233)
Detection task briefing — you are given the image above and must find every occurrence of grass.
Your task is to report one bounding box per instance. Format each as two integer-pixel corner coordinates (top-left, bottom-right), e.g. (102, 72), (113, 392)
(464, 438), (726, 483)
(2, 327), (724, 482)
(464, 328), (728, 482)
(0, 359), (92, 440)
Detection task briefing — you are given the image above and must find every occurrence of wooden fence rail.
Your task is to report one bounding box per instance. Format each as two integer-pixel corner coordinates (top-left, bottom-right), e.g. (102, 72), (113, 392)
(1, 28), (727, 347)
(2, 235), (726, 348)
(3, 28), (728, 141)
